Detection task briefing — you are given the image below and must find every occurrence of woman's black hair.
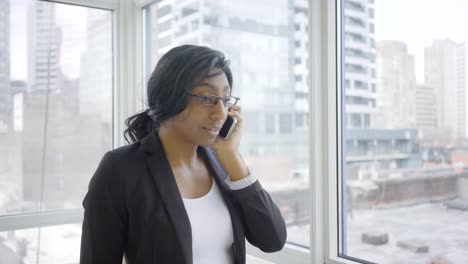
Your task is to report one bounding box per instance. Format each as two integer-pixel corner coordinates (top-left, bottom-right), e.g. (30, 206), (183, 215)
(124, 45), (233, 144)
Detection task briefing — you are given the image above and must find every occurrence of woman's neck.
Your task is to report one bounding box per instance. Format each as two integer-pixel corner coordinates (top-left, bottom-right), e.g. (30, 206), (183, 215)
(158, 126), (200, 169)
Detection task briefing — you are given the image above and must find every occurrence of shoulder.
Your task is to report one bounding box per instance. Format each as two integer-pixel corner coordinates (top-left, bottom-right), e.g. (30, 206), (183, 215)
(91, 142), (146, 185)
(86, 142), (144, 204)
(102, 141), (145, 167)
(108, 141), (142, 158)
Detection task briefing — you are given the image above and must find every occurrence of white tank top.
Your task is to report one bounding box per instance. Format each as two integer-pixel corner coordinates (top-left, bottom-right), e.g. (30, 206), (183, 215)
(182, 180), (235, 264)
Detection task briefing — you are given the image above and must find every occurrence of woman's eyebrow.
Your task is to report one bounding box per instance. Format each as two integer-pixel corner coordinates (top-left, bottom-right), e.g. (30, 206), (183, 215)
(192, 82), (230, 92)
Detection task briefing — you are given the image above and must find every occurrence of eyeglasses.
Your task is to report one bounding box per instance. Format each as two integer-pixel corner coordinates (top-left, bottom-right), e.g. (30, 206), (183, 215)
(186, 93), (240, 107)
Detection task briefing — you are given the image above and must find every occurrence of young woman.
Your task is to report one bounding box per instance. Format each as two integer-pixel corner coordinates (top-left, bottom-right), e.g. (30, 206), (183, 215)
(80, 45), (287, 264)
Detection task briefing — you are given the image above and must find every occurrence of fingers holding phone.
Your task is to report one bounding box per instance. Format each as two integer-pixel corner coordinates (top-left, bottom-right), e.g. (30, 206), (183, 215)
(225, 105), (243, 141)
(212, 105), (243, 153)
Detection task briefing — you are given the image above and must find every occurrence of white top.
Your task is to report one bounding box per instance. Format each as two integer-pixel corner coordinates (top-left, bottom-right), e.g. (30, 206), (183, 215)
(183, 180), (235, 264)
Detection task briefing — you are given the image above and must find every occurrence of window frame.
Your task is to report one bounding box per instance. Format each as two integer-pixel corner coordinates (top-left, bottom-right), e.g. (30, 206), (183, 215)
(323, 0), (385, 263)
(245, 0), (341, 263)
(0, 0), (132, 238)
(0, 0), (358, 263)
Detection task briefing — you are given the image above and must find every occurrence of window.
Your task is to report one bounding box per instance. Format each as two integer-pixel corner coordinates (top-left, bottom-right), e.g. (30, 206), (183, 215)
(295, 112), (304, 127)
(295, 40), (301, 48)
(158, 19), (171, 32)
(158, 4), (171, 17)
(339, 0), (468, 263)
(1, 224), (82, 263)
(144, 2), (311, 261)
(265, 112), (276, 134)
(279, 113), (292, 134)
(0, 1), (113, 263)
(181, 7), (197, 17)
(368, 7), (374, 18)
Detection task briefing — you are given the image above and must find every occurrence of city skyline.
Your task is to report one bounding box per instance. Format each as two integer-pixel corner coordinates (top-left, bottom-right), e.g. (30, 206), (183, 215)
(9, 0), (468, 82)
(1, 1), (468, 263)
(10, 0), (87, 81)
(375, 0), (468, 84)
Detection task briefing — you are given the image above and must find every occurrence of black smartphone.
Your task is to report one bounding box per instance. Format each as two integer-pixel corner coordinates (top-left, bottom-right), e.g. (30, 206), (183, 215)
(219, 115), (237, 140)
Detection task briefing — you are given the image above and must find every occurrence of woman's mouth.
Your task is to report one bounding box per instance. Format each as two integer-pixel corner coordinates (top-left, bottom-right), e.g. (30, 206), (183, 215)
(203, 127), (220, 136)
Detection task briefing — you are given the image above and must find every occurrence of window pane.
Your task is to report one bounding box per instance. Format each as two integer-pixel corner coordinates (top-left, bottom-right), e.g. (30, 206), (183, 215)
(0, 223), (82, 263)
(341, 0), (468, 263)
(144, 0), (310, 248)
(0, 1), (113, 215)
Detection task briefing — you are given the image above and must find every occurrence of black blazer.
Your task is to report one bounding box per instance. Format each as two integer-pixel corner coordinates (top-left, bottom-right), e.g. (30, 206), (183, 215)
(80, 131), (287, 264)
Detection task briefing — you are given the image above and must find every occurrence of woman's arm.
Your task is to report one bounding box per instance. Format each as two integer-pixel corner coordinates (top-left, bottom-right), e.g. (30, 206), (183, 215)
(231, 177), (287, 252)
(80, 152), (127, 264)
(212, 105), (287, 251)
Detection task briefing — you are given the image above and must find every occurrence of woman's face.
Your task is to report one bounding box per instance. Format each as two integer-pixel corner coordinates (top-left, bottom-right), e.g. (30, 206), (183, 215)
(166, 70), (231, 147)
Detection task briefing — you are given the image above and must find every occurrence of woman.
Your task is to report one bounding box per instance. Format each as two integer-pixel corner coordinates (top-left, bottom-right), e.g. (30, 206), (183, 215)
(80, 45), (287, 264)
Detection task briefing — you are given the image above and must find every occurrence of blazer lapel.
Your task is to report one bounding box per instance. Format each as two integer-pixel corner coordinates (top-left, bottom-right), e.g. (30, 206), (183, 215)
(198, 147), (244, 259)
(140, 131), (192, 264)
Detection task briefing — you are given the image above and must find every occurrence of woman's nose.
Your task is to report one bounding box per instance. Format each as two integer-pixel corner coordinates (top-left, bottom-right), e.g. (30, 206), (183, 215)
(210, 98), (227, 119)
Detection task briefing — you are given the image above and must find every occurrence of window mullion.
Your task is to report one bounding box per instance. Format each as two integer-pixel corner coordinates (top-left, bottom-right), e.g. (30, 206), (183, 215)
(41, 0), (119, 10)
(0, 209), (84, 232)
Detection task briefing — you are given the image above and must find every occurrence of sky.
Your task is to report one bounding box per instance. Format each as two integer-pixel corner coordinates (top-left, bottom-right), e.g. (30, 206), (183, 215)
(374, 0), (468, 84)
(10, 0), (28, 80)
(8, 0), (468, 82)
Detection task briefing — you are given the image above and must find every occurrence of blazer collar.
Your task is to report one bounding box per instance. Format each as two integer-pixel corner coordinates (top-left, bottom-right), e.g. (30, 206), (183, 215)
(140, 131), (192, 263)
(139, 131), (242, 263)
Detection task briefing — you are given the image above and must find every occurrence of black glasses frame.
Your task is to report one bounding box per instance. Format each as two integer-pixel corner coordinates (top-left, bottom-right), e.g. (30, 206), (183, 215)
(186, 93), (240, 107)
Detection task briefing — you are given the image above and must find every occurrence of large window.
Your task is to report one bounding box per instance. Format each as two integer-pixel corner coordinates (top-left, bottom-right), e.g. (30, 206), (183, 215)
(0, 1), (113, 262)
(5, 0), (467, 263)
(339, 0), (468, 263)
(143, 0), (311, 254)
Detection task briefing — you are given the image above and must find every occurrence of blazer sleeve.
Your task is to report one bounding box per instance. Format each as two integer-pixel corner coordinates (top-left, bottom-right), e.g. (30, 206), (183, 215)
(231, 180), (287, 252)
(80, 152), (127, 264)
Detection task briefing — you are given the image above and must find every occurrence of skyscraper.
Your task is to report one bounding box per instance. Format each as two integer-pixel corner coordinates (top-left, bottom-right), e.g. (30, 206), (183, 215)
(148, 0), (301, 168)
(374, 40), (416, 129)
(343, 0), (376, 129)
(425, 39), (466, 140)
(292, 0), (309, 133)
(79, 8), (112, 121)
(415, 84), (436, 131)
(456, 43), (466, 139)
(27, 1), (59, 92)
(0, 0), (10, 132)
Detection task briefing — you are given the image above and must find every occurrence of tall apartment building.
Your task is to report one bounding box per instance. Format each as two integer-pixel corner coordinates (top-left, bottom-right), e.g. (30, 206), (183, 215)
(0, 0), (10, 132)
(425, 39), (466, 140)
(292, 0), (309, 132)
(343, 0), (376, 129)
(456, 43), (466, 138)
(374, 40), (416, 129)
(27, 1), (59, 92)
(22, 3), (113, 204)
(80, 8), (112, 122)
(415, 84), (436, 131)
(147, 0), (307, 172)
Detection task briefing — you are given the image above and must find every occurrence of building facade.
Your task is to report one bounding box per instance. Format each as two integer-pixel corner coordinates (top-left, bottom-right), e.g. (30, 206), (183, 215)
(343, 0), (376, 129)
(425, 39), (466, 140)
(374, 40), (416, 129)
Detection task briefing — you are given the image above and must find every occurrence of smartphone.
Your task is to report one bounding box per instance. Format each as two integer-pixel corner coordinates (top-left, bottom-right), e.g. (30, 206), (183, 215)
(219, 115), (237, 140)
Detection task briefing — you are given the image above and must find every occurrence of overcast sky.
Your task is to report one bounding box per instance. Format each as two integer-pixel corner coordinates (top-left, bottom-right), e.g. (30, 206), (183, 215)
(9, 0), (468, 82)
(10, 0), (28, 80)
(374, 0), (468, 84)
